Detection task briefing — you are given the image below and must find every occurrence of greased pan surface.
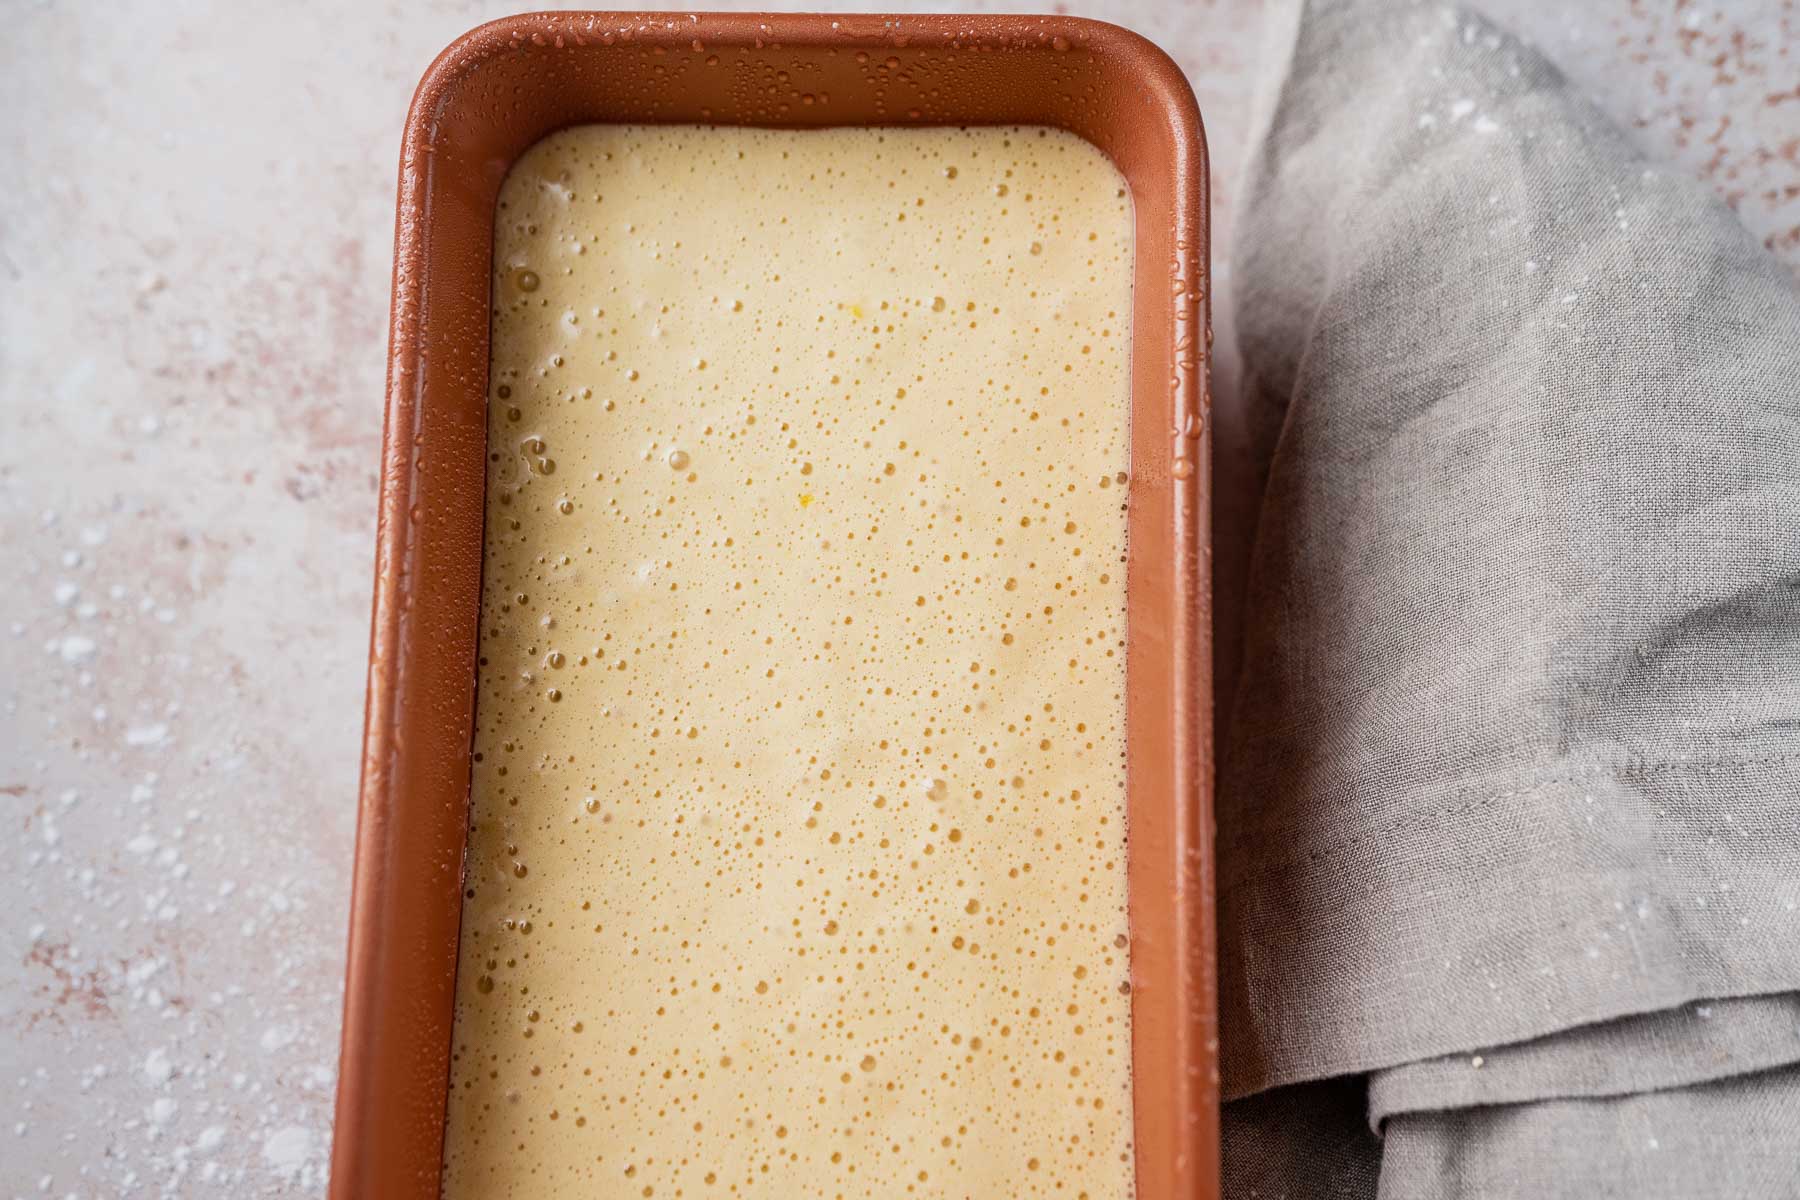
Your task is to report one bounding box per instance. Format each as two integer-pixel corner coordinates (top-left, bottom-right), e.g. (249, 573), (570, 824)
(331, 12), (1214, 1199)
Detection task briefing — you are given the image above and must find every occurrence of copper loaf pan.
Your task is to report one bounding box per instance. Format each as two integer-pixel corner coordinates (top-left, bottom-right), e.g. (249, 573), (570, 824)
(332, 11), (1214, 1199)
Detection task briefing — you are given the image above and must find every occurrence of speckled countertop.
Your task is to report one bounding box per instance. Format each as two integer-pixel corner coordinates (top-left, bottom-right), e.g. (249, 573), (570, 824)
(1, 2), (1794, 1196)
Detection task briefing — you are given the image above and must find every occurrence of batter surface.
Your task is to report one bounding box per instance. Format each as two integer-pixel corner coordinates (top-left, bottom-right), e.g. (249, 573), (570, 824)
(443, 124), (1135, 1200)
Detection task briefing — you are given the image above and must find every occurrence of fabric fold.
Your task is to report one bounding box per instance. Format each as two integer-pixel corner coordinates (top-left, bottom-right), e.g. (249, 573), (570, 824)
(1368, 992), (1800, 1128)
(1378, 1063), (1800, 1200)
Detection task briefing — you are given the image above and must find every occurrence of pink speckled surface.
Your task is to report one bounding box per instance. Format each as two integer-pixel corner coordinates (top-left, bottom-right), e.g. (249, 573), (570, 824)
(0, 2), (1793, 1196)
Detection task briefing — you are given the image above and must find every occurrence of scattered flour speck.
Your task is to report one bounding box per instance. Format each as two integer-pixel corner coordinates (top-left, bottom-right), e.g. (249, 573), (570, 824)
(58, 636), (97, 664)
(142, 1048), (174, 1087)
(125, 723), (170, 747)
(262, 1126), (315, 1182)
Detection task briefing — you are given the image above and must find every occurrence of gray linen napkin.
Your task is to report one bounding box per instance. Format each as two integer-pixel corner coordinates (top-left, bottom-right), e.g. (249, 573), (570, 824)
(1219, 0), (1800, 1193)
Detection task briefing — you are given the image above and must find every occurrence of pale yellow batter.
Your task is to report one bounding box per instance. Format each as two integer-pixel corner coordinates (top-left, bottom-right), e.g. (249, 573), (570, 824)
(443, 125), (1135, 1200)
